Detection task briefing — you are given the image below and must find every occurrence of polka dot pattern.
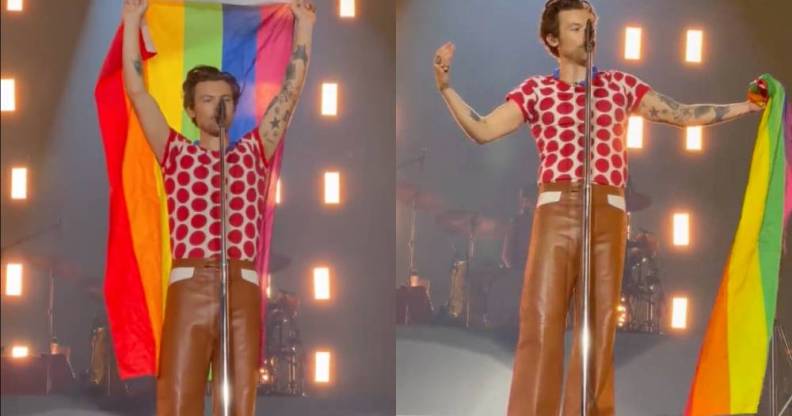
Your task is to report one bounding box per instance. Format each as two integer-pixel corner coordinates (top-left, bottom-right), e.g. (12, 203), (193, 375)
(160, 129), (271, 260)
(506, 70), (651, 187)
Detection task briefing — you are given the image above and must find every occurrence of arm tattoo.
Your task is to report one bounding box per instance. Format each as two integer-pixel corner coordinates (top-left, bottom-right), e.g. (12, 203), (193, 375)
(713, 106), (729, 123)
(259, 43), (310, 148)
(133, 59), (143, 76)
(646, 92), (733, 127)
(292, 45), (308, 65)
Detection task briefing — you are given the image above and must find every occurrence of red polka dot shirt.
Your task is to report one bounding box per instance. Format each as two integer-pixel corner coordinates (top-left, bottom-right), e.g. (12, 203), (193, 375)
(506, 69), (651, 188)
(159, 128), (272, 261)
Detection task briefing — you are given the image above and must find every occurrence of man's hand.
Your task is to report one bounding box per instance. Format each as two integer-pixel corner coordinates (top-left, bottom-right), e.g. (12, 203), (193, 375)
(746, 77), (769, 112)
(433, 42), (454, 91)
(290, 0), (316, 27)
(122, 0), (148, 23)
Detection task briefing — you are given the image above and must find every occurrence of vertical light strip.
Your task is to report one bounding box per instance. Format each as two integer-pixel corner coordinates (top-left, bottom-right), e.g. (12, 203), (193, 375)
(11, 167), (28, 200)
(5, 263), (23, 296)
(11, 345), (29, 358)
(1, 79), (16, 112)
(686, 30), (703, 63)
(275, 178), (282, 205)
(627, 116), (644, 149)
(671, 297), (689, 329)
(624, 26), (642, 60)
(324, 171), (340, 204)
(7, 0), (23, 12)
(266, 273), (272, 299)
(686, 126), (703, 151)
(314, 267), (331, 300)
(321, 83), (338, 116)
(315, 351), (331, 383)
(673, 212), (690, 246)
(339, 0), (355, 17)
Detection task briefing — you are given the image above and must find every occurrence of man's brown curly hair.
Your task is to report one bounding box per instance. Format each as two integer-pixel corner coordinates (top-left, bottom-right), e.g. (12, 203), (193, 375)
(540, 0), (597, 58)
(182, 65), (241, 115)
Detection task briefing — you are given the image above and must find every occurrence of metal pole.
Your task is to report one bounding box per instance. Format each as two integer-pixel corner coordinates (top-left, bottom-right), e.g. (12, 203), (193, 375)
(47, 267), (54, 394)
(217, 100), (232, 416)
(580, 19), (596, 416)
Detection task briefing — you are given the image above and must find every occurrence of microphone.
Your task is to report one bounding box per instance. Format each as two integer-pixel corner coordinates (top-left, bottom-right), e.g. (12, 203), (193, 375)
(215, 98), (226, 127)
(584, 19), (596, 52)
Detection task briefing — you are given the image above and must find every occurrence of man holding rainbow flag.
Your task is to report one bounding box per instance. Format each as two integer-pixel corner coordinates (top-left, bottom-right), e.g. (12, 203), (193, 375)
(96, 0), (315, 414)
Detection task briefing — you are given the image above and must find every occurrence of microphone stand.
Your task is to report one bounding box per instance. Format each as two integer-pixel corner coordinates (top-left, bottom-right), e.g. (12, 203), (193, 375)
(580, 19), (596, 416)
(216, 100), (232, 416)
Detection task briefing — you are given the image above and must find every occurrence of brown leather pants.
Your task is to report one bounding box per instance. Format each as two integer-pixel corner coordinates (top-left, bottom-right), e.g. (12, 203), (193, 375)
(156, 258), (261, 416)
(507, 182), (627, 416)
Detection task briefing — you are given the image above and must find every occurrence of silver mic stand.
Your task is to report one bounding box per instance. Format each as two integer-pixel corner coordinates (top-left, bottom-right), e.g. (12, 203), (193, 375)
(580, 19), (596, 416)
(216, 99), (232, 416)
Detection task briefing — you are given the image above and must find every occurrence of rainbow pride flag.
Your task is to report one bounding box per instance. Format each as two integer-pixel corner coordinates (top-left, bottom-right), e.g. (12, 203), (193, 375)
(685, 74), (791, 415)
(95, 0), (292, 380)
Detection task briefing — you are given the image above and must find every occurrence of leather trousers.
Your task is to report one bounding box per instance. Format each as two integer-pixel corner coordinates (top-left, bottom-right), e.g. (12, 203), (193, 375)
(506, 182), (627, 416)
(156, 258), (261, 416)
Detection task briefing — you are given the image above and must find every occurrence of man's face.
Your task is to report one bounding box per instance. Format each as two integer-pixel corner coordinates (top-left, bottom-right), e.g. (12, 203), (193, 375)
(548, 8), (595, 64)
(186, 80), (236, 136)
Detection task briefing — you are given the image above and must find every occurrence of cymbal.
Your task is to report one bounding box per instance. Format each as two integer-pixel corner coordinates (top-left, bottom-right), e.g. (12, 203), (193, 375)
(396, 182), (446, 213)
(268, 253), (291, 274)
(435, 209), (506, 240)
(626, 190), (652, 212)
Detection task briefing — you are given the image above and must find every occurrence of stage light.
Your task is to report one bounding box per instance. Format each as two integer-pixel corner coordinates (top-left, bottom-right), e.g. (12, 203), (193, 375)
(7, 0), (23, 12)
(313, 267), (331, 301)
(266, 273), (272, 299)
(673, 212), (690, 246)
(10, 345), (29, 358)
(617, 297), (627, 328)
(324, 171), (340, 204)
(321, 82), (338, 116)
(686, 126), (702, 151)
(686, 30), (703, 63)
(339, 0), (355, 18)
(275, 178), (282, 204)
(627, 116), (644, 149)
(11, 167), (27, 200)
(5, 263), (22, 296)
(624, 26), (642, 60)
(671, 296), (689, 329)
(1, 78), (15, 112)
(258, 367), (271, 384)
(314, 351), (331, 383)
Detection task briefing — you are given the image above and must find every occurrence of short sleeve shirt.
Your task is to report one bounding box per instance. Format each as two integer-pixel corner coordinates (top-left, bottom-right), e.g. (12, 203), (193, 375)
(506, 70), (651, 188)
(159, 128), (272, 261)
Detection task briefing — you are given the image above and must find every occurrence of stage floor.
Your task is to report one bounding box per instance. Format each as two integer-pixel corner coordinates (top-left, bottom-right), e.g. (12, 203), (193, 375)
(1, 395), (392, 416)
(396, 324), (703, 416)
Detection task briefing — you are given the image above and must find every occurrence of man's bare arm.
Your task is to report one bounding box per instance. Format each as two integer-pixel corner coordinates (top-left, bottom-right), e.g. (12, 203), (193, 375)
(439, 89), (524, 144)
(434, 42), (523, 144)
(258, 0), (315, 160)
(637, 90), (759, 128)
(122, 0), (169, 160)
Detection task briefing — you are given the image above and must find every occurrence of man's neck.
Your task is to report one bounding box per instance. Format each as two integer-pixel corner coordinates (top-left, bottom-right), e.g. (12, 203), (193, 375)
(199, 130), (222, 151)
(556, 59), (588, 84)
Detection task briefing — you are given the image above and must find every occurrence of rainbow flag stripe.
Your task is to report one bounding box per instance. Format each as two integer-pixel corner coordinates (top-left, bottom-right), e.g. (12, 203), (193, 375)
(685, 74), (790, 415)
(95, 0), (292, 379)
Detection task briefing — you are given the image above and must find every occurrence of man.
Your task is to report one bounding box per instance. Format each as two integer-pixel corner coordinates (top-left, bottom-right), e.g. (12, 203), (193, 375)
(432, 0), (766, 414)
(121, 0), (315, 414)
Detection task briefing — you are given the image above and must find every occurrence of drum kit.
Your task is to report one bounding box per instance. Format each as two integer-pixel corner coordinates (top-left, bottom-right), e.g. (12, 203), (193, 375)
(397, 163), (667, 334)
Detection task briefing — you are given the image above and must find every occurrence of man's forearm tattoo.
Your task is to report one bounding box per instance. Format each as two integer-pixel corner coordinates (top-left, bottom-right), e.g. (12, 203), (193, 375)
(647, 92), (733, 126)
(133, 59), (143, 76)
(260, 44), (309, 147)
